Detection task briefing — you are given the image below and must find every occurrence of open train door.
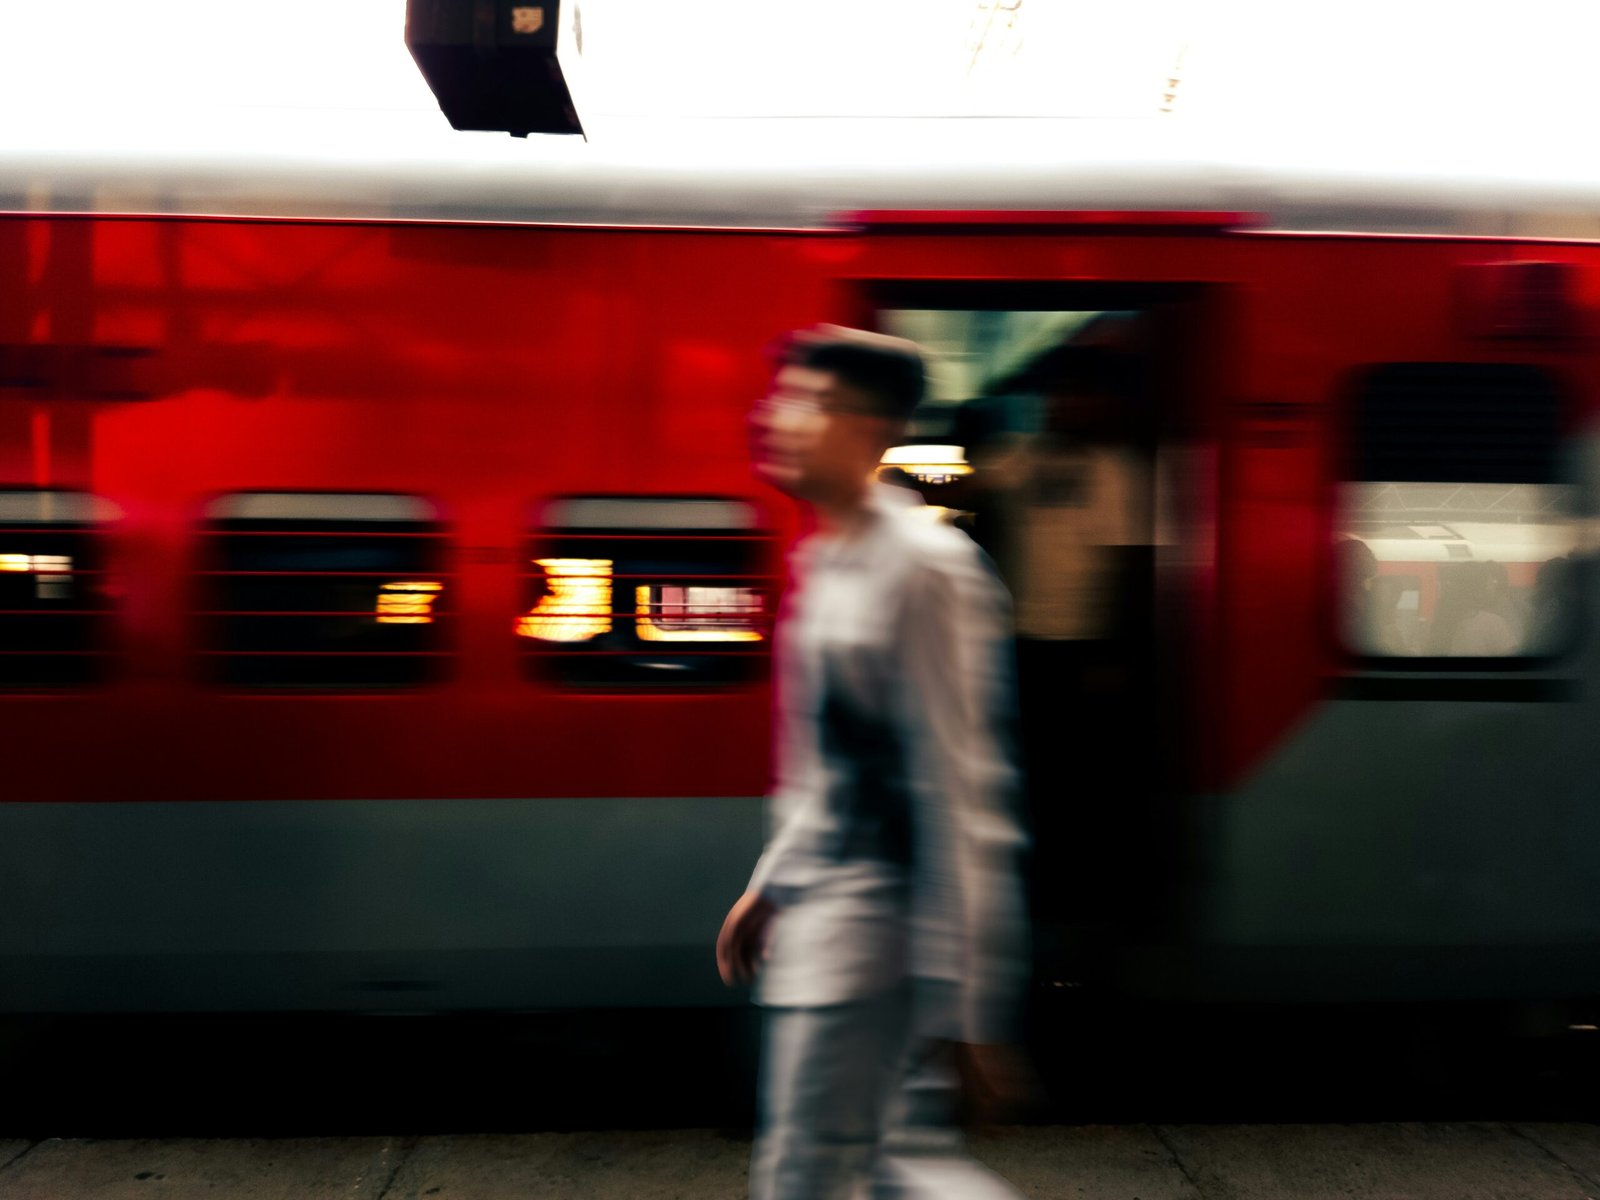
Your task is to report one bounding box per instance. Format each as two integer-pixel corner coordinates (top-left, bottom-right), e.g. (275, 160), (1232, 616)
(828, 210), (1241, 992)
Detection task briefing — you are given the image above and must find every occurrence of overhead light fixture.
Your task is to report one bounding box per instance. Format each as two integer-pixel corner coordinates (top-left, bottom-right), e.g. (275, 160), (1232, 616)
(406, 0), (587, 136)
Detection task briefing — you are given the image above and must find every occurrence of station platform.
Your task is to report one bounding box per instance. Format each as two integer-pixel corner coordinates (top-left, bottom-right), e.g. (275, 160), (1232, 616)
(3, 1121), (1600, 1199)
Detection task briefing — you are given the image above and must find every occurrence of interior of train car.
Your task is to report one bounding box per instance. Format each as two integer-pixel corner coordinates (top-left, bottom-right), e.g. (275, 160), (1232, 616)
(869, 292), (1210, 975)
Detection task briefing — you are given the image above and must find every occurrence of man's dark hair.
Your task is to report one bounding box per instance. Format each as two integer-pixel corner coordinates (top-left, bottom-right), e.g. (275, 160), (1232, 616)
(779, 327), (926, 423)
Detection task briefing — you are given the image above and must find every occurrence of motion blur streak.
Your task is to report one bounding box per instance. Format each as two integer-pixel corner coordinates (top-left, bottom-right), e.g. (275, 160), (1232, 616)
(515, 558), (613, 641)
(375, 580), (443, 625)
(634, 585), (763, 643)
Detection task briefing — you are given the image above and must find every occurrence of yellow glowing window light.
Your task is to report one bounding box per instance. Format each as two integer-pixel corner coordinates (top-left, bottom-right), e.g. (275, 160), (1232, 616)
(1, 553), (74, 599)
(0, 554), (69, 572)
(635, 585), (764, 643)
(516, 559), (614, 641)
(376, 580), (443, 625)
(878, 444), (974, 485)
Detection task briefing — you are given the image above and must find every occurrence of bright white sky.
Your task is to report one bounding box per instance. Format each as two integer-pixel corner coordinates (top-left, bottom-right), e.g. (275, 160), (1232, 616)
(0, 0), (1595, 179)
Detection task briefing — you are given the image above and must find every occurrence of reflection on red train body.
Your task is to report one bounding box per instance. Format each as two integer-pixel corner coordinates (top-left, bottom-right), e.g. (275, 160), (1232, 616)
(4, 207), (1600, 1014)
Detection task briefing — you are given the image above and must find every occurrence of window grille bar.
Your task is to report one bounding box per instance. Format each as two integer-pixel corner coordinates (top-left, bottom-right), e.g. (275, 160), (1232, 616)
(198, 650), (451, 658)
(194, 610), (455, 618)
(535, 533), (768, 542)
(197, 570), (457, 579)
(197, 529), (448, 538)
(520, 648), (767, 657)
(0, 609), (114, 616)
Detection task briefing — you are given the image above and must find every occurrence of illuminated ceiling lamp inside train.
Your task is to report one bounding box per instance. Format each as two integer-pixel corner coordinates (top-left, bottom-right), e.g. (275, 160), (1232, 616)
(406, 0), (588, 136)
(880, 445), (974, 486)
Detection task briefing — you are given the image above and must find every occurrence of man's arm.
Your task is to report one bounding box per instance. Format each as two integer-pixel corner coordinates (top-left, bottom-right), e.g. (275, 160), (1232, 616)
(718, 597), (829, 986)
(743, 634), (828, 908)
(716, 889), (775, 986)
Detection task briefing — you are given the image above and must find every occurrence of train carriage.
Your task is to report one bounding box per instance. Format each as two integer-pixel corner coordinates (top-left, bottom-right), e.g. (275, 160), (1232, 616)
(3, 149), (1599, 1015)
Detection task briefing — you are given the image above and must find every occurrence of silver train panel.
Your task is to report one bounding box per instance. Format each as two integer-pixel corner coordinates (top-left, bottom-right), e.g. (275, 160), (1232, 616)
(7, 122), (1600, 238)
(0, 796), (763, 1013)
(1188, 635), (1600, 1002)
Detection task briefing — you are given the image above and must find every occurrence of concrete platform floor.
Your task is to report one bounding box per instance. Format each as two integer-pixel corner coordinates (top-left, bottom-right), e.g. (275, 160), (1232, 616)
(2, 1122), (1600, 1200)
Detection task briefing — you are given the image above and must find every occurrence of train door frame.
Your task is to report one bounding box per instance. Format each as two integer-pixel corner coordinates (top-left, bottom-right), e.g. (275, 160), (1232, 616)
(837, 272), (1231, 985)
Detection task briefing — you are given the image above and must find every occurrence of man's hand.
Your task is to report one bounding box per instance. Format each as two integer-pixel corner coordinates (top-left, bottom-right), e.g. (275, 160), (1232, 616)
(954, 1041), (1039, 1127)
(716, 891), (776, 986)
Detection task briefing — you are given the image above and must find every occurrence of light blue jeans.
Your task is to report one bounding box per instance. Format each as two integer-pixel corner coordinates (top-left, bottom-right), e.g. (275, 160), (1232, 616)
(751, 984), (1022, 1200)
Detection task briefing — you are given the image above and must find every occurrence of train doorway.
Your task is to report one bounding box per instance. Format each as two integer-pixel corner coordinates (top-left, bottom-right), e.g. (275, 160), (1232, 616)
(869, 285), (1220, 984)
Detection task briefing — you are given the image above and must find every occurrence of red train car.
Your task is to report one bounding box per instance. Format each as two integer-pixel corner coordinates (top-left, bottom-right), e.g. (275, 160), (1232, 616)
(3, 164), (1599, 1014)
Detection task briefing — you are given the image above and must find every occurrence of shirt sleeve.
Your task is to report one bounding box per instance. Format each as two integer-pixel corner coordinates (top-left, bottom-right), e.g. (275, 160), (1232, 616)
(745, 595), (827, 908)
(898, 547), (1030, 1044)
(745, 726), (823, 908)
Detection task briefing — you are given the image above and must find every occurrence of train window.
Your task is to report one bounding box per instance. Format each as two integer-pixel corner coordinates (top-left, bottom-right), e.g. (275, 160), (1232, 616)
(518, 497), (773, 687)
(0, 491), (118, 687)
(1338, 364), (1577, 660)
(199, 493), (449, 687)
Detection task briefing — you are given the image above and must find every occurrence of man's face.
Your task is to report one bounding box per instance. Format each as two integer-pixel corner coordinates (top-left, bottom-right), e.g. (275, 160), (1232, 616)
(750, 365), (886, 500)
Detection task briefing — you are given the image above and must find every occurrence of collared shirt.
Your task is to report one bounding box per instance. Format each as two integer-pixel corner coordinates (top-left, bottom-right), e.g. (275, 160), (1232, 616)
(747, 485), (1028, 1043)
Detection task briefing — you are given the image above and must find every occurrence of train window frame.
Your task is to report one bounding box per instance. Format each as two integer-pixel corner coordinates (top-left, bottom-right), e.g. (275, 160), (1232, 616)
(1333, 362), (1582, 680)
(517, 495), (775, 691)
(0, 490), (120, 690)
(195, 490), (452, 691)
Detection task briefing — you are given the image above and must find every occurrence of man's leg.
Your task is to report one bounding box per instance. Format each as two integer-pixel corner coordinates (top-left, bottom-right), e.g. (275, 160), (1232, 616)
(871, 984), (1025, 1200)
(751, 989), (908, 1200)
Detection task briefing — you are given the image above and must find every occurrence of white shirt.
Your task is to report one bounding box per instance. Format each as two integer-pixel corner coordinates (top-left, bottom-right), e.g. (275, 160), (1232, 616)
(748, 486), (1028, 1043)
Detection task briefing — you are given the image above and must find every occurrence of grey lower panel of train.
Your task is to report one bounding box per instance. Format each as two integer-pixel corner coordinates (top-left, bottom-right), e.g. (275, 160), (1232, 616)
(5, 681), (1600, 1014)
(0, 795), (765, 1012)
(1188, 686), (1600, 1004)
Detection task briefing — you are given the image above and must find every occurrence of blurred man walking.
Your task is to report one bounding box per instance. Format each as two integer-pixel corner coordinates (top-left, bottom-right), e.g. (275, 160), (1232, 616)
(718, 326), (1029, 1200)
